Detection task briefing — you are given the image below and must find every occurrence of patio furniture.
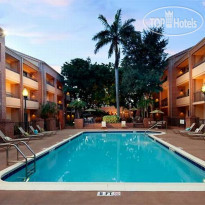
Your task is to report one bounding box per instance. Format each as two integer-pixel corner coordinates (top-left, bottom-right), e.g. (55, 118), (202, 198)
(18, 127), (43, 139)
(188, 133), (205, 140)
(36, 125), (56, 135)
(87, 117), (94, 123)
(29, 126), (45, 136)
(156, 121), (167, 129)
(187, 124), (205, 136)
(148, 121), (157, 127)
(179, 123), (196, 134)
(101, 121), (107, 128)
(0, 130), (30, 143)
(0, 142), (12, 149)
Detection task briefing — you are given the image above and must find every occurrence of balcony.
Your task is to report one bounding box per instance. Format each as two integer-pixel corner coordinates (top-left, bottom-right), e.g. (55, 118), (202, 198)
(192, 61), (205, 79)
(47, 83), (55, 93)
(23, 76), (38, 90)
(58, 104), (63, 110)
(6, 93), (20, 108)
(6, 68), (20, 84)
(193, 91), (205, 104)
(176, 72), (189, 86)
(25, 100), (39, 109)
(176, 95), (190, 107)
(57, 88), (63, 96)
(161, 98), (168, 107)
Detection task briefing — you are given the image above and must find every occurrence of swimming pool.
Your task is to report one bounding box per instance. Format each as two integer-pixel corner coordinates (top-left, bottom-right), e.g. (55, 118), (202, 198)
(0, 131), (205, 191)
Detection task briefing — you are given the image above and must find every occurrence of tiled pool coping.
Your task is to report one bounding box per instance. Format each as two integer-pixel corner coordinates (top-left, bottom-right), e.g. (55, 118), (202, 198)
(0, 130), (205, 191)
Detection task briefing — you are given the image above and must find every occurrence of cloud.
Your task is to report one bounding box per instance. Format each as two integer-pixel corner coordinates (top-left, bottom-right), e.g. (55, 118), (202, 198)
(0, 0), (73, 7)
(42, 0), (73, 7)
(202, 1), (205, 6)
(0, 0), (74, 18)
(4, 25), (71, 44)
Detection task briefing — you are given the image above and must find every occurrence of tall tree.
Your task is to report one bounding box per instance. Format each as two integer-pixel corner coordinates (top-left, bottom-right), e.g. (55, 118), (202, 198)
(61, 58), (115, 107)
(121, 27), (168, 107)
(92, 9), (136, 117)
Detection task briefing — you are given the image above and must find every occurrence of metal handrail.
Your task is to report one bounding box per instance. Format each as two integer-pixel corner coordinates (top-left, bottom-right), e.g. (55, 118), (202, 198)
(19, 141), (36, 172)
(6, 142), (36, 180)
(6, 144), (28, 178)
(145, 121), (167, 134)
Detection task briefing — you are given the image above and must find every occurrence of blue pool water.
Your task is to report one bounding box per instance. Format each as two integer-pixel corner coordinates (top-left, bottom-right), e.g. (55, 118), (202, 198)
(3, 132), (205, 182)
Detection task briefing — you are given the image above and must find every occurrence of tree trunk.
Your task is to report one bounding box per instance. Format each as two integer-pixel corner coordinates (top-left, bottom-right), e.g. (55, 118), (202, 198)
(75, 109), (80, 119)
(115, 47), (120, 117)
(115, 67), (120, 117)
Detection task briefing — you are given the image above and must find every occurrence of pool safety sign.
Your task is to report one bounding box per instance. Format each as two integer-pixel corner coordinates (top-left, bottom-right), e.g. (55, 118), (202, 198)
(97, 192), (121, 196)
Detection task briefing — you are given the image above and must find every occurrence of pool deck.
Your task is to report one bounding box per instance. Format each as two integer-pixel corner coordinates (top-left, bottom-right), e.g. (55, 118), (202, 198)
(0, 128), (205, 205)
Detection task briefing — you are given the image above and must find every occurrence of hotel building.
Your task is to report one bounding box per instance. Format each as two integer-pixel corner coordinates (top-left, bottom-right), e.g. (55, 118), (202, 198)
(159, 38), (205, 127)
(0, 28), (65, 136)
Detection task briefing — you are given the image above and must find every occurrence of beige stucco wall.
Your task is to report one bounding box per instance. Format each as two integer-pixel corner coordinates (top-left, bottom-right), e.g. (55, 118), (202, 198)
(195, 104), (205, 119)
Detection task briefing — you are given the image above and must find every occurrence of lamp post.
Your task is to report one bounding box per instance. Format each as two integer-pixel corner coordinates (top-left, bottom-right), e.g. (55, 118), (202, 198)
(22, 88), (28, 131)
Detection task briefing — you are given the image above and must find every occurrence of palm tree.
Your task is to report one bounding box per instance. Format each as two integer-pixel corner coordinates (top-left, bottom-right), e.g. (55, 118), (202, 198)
(93, 9), (136, 117)
(69, 100), (86, 119)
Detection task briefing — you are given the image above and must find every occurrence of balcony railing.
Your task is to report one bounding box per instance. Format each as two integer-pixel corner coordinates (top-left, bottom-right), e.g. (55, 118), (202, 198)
(23, 72), (37, 82)
(177, 67), (189, 78)
(194, 91), (205, 102)
(6, 66), (19, 74)
(27, 98), (38, 102)
(193, 59), (205, 69)
(6, 92), (19, 98)
(47, 81), (54, 87)
(177, 92), (189, 99)
(161, 98), (168, 107)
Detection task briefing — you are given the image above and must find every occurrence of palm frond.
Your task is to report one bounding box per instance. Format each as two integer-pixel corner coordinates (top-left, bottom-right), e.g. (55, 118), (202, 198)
(114, 9), (122, 27)
(94, 38), (112, 54)
(108, 42), (115, 58)
(92, 30), (110, 41)
(98, 14), (111, 29)
(121, 18), (135, 29)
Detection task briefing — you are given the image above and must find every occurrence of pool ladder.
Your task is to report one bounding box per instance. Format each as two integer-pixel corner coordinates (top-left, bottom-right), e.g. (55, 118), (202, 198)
(145, 121), (164, 134)
(6, 142), (36, 180)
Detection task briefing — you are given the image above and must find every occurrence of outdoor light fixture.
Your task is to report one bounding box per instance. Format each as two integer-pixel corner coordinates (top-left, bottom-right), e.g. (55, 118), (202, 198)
(179, 69), (183, 75)
(202, 84), (205, 101)
(202, 84), (205, 94)
(22, 88), (28, 131)
(180, 90), (184, 95)
(22, 88), (28, 97)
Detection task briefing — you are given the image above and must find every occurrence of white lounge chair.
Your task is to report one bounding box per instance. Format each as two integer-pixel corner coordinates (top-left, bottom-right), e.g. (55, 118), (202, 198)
(188, 124), (205, 136)
(36, 125), (56, 135)
(180, 123), (196, 134)
(18, 127), (42, 139)
(29, 126), (45, 136)
(0, 130), (29, 143)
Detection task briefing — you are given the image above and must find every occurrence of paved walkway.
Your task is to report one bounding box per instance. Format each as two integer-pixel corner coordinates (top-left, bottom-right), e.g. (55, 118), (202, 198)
(0, 128), (205, 205)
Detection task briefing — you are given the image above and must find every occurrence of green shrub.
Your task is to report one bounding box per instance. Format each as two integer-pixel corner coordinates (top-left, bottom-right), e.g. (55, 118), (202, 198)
(103, 115), (119, 123)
